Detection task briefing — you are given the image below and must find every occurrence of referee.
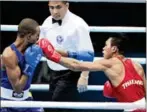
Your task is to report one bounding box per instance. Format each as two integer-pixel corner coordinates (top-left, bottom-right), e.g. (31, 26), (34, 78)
(40, 1), (94, 101)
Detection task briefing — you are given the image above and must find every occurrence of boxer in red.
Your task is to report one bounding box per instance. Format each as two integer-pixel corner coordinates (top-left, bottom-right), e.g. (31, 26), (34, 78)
(37, 33), (146, 112)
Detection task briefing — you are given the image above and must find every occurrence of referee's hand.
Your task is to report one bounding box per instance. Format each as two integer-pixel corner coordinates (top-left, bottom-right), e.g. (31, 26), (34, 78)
(77, 74), (88, 93)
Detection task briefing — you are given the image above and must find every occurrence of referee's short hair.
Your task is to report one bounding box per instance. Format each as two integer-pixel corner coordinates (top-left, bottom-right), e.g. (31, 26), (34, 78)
(48, 1), (69, 4)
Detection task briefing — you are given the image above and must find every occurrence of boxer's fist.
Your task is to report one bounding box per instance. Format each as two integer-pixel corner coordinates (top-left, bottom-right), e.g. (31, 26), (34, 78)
(37, 38), (61, 63)
(103, 81), (115, 98)
(23, 44), (43, 77)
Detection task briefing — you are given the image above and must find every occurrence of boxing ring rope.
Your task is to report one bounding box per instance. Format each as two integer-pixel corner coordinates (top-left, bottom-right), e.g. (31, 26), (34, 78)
(1, 0), (145, 3)
(1, 101), (145, 110)
(1, 25), (146, 33)
(30, 84), (103, 91)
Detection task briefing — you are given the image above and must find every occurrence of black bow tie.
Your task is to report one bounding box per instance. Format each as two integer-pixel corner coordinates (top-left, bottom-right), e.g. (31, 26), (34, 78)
(52, 18), (62, 26)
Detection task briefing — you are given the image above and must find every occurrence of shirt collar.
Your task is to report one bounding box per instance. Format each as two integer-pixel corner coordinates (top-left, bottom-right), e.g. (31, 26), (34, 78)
(61, 10), (70, 25)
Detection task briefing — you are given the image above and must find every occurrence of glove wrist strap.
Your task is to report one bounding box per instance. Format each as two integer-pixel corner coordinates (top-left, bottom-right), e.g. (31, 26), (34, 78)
(23, 64), (34, 77)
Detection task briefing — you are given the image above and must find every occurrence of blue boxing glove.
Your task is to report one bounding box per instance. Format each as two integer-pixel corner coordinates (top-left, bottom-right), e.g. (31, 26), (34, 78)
(68, 50), (94, 61)
(23, 44), (43, 77)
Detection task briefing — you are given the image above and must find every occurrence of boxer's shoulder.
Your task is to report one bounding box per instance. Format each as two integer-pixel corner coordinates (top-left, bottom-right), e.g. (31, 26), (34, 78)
(2, 47), (17, 66)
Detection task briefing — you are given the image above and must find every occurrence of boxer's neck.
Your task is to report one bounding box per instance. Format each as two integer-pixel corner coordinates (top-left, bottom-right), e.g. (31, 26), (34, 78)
(14, 37), (27, 53)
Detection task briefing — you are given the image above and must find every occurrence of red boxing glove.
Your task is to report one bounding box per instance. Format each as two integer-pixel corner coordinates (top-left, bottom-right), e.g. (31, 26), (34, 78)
(103, 81), (115, 98)
(37, 38), (61, 63)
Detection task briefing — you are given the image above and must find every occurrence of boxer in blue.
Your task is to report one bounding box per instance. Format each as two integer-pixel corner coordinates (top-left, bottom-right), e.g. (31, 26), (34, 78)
(1, 18), (44, 112)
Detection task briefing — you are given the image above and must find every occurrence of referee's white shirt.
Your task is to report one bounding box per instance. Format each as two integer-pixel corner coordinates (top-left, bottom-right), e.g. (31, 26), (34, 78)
(40, 10), (94, 71)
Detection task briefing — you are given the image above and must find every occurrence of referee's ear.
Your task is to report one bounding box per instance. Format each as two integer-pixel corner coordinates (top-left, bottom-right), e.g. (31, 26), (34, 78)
(66, 2), (69, 8)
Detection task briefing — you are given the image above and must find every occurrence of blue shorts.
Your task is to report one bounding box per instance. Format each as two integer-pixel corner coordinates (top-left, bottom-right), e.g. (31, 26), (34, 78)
(1, 97), (44, 112)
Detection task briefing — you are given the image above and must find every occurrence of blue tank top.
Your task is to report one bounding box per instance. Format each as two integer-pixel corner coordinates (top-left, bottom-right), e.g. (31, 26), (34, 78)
(1, 44), (32, 90)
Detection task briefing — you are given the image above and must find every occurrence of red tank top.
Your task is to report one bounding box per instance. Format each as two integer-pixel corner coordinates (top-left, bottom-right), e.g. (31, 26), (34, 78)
(112, 57), (145, 102)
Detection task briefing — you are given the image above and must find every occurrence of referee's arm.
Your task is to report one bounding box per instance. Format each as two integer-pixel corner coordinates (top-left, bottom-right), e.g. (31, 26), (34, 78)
(56, 25), (94, 61)
(76, 23), (94, 61)
(75, 23), (94, 80)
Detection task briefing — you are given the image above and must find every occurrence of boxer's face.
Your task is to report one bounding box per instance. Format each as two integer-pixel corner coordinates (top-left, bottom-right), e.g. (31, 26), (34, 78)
(27, 26), (40, 44)
(48, 1), (69, 20)
(102, 38), (117, 59)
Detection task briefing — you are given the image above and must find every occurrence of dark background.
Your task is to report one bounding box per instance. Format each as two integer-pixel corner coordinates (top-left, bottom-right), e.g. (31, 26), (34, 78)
(1, 1), (146, 112)
(1, 1), (146, 55)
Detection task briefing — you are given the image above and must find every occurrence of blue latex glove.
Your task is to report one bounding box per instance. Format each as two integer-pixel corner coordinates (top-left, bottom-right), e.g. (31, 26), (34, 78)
(68, 51), (94, 61)
(23, 44), (43, 77)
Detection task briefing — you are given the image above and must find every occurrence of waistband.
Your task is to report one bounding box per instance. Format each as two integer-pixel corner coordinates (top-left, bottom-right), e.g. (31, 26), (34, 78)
(124, 97), (146, 111)
(1, 87), (32, 101)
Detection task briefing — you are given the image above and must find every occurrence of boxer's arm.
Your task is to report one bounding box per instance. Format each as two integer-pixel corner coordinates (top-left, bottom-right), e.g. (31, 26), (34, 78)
(2, 49), (28, 93)
(56, 49), (68, 57)
(59, 57), (111, 72)
(56, 50), (91, 80)
(133, 62), (146, 95)
(37, 38), (111, 72)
